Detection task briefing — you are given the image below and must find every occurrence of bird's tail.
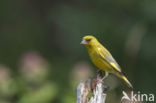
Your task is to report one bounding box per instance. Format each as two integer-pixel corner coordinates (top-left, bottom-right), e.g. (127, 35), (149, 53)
(115, 71), (133, 88)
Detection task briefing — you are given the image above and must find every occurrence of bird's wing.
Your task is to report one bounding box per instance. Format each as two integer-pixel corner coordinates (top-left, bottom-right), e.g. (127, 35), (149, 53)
(97, 46), (121, 72)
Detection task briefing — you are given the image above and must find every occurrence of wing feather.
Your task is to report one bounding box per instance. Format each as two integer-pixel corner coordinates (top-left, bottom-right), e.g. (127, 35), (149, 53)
(96, 45), (121, 72)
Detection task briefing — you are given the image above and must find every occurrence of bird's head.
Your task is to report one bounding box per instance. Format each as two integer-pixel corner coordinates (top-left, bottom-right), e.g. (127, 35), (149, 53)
(80, 35), (98, 47)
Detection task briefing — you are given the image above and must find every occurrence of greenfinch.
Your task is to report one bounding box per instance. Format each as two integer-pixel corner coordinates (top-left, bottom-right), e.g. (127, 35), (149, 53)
(81, 35), (132, 88)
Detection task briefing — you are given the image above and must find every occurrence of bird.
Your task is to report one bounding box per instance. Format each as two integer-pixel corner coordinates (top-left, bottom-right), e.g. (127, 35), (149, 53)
(80, 35), (133, 88)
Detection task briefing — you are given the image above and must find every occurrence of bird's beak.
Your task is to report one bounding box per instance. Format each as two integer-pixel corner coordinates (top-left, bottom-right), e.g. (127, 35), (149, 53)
(80, 39), (88, 45)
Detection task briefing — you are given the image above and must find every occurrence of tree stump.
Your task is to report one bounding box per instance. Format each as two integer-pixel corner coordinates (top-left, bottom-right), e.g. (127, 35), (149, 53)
(76, 76), (108, 103)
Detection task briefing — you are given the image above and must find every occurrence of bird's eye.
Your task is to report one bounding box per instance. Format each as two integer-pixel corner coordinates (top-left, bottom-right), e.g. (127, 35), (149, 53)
(87, 39), (91, 42)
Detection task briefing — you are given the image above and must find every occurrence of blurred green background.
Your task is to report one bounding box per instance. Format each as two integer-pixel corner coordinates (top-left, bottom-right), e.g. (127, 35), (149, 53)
(0, 0), (156, 103)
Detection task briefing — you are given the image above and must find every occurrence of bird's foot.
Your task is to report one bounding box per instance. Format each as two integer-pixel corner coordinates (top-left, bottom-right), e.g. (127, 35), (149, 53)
(96, 75), (107, 84)
(96, 78), (103, 84)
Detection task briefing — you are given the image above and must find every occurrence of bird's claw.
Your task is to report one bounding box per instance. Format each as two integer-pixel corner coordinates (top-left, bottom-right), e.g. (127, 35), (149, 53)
(96, 78), (103, 84)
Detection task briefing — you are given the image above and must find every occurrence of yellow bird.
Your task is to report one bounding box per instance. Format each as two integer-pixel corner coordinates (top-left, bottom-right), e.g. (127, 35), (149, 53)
(81, 35), (133, 88)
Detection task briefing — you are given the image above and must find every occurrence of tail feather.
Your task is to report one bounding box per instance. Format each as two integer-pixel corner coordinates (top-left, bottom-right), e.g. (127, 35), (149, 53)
(115, 72), (133, 88)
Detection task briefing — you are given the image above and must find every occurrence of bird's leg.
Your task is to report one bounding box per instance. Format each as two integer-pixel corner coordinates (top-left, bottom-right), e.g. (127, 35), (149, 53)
(102, 72), (109, 81)
(96, 70), (109, 84)
(97, 69), (102, 74)
(96, 69), (104, 84)
(97, 69), (103, 78)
